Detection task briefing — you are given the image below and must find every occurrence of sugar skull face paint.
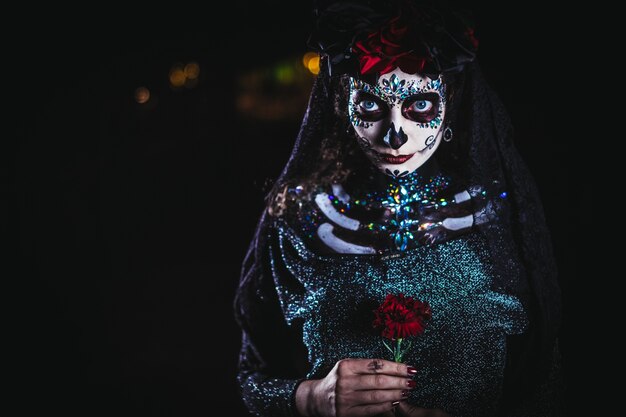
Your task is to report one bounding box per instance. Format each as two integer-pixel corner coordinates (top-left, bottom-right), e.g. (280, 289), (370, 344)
(348, 68), (446, 178)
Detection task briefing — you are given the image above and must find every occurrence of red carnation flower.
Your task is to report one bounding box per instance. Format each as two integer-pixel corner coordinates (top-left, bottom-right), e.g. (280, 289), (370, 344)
(373, 293), (431, 362)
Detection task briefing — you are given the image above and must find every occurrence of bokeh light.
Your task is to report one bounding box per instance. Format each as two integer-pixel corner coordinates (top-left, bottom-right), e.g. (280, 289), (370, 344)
(306, 55), (320, 75)
(302, 52), (318, 68)
(169, 64), (186, 88)
(303, 52), (321, 75)
(275, 65), (295, 84)
(184, 62), (200, 80)
(236, 54), (316, 121)
(134, 87), (150, 104)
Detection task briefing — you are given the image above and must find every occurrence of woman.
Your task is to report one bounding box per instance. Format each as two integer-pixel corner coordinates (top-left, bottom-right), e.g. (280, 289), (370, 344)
(234, 1), (563, 416)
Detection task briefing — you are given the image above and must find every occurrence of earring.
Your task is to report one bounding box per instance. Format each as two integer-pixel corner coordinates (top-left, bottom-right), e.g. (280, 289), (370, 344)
(443, 126), (453, 142)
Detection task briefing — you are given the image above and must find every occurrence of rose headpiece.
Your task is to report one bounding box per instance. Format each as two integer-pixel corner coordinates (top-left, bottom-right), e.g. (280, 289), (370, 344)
(308, 0), (478, 77)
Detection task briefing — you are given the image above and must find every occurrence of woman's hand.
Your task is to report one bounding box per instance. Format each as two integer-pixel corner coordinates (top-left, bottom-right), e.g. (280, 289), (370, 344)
(295, 358), (415, 417)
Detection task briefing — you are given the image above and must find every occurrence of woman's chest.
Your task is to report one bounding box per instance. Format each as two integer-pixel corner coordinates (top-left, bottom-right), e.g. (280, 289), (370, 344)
(274, 227), (527, 338)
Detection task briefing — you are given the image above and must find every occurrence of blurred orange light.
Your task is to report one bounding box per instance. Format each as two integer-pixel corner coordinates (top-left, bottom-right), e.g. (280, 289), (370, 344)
(184, 62), (200, 79)
(169, 64), (186, 87)
(134, 87), (150, 104)
(302, 52), (318, 68)
(307, 55), (320, 75)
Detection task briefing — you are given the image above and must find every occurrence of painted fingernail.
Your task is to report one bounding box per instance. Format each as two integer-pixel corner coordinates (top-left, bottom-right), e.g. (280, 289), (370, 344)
(407, 380), (417, 388)
(407, 366), (418, 376)
(401, 390), (409, 398)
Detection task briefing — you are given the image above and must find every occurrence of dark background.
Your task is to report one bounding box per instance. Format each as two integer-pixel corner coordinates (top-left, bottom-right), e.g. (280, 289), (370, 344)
(13, 2), (575, 416)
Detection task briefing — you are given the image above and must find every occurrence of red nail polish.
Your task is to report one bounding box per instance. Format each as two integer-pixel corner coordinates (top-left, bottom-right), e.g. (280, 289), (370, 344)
(407, 380), (417, 388)
(407, 366), (418, 376)
(401, 390), (409, 398)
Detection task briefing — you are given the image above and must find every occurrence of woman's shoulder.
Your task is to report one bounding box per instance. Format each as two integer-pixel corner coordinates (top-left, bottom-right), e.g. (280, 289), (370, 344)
(269, 175), (513, 258)
(267, 182), (334, 251)
(268, 181), (388, 256)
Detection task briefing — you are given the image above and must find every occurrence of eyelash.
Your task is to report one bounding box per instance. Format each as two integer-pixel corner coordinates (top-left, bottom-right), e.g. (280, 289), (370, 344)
(353, 94), (388, 122)
(359, 100), (379, 111)
(351, 91), (441, 124)
(401, 93), (440, 123)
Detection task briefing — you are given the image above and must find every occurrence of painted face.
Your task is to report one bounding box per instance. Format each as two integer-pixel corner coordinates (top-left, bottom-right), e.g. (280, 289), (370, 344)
(348, 68), (446, 178)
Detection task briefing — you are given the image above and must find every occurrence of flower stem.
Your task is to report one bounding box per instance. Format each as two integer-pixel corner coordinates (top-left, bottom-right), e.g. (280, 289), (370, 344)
(395, 338), (403, 362)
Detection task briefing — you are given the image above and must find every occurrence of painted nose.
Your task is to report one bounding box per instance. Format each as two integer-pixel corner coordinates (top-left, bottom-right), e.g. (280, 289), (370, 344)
(383, 123), (408, 150)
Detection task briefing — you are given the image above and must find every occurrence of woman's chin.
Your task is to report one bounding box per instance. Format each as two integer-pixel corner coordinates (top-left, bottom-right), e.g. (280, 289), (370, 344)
(378, 164), (414, 177)
(376, 160), (425, 177)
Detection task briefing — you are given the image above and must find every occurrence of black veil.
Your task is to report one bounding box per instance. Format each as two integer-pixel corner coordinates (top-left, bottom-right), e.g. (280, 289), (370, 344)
(235, 7), (561, 412)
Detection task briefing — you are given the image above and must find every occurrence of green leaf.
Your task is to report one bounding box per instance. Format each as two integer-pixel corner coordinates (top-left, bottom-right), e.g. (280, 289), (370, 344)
(382, 340), (394, 355)
(401, 340), (413, 356)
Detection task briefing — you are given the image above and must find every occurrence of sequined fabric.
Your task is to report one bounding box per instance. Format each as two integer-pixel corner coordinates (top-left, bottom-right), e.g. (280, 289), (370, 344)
(235, 169), (568, 416)
(235, 165), (558, 416)
(238, 362), (301, 417)
(279, 220), (526, 417)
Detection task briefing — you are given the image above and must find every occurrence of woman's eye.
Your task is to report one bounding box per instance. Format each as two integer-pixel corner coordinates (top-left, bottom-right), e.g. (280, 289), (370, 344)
(411, 100), (433, 112)
(359, 100), (379, 112)
(352, 94), (387, 122)
(401, 93), (440, 123)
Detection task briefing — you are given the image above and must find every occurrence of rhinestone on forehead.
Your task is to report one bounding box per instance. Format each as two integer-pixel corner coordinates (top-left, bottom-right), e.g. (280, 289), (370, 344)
(380, 74), (421, 104)
(350, 74), (444, 106)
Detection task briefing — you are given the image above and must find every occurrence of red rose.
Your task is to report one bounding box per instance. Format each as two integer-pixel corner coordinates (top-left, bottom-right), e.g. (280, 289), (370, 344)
(373, 293), (431, 340)
(353, 17), (429, 75)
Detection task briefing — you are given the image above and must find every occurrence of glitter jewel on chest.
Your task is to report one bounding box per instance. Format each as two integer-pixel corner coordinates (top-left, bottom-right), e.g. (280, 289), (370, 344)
(341, 172), (450, 251)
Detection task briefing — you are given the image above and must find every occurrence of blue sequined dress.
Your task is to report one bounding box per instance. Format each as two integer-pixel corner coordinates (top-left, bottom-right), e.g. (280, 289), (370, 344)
(236, 174), (560, 417)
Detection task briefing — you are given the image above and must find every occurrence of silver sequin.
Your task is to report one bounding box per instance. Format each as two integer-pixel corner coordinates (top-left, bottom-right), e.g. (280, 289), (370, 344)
(263, 220), (528, 417)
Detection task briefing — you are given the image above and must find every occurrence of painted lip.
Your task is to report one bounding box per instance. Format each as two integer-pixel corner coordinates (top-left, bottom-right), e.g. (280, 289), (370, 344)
(377, 152), (415, 165)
